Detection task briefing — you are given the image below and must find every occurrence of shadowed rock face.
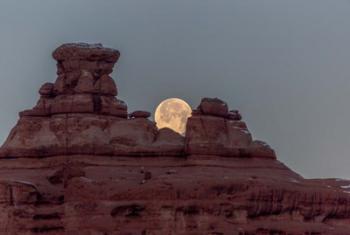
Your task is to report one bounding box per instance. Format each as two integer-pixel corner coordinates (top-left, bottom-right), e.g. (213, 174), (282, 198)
(0, 43), (349, 235)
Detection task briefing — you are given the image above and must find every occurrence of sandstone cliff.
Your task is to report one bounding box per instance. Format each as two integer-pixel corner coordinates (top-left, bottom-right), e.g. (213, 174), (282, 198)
(0, 43), (349, 235)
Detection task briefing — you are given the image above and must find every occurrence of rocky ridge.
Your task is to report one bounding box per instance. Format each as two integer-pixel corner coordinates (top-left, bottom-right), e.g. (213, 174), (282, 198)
(0, 43), (349, 235)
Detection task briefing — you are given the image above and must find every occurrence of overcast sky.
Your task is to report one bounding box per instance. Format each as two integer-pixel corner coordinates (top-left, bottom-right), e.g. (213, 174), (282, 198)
(1, 0), (350, 179)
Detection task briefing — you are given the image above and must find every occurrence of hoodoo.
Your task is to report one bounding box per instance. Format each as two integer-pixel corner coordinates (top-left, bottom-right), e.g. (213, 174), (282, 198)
(0, 43), (349, 234)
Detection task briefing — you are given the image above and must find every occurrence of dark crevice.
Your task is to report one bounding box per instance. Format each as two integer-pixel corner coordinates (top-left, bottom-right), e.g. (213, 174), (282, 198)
(93, 95), (102, 112)
(33, 213), (61, 220)
(31, 226), (64, 233)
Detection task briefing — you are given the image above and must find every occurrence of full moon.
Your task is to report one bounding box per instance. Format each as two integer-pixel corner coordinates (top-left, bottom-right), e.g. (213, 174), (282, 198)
(155, 98), (192, 135)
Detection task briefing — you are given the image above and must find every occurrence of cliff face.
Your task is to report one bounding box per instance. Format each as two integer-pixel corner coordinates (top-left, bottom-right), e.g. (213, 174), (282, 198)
(0, 43), (349, 235)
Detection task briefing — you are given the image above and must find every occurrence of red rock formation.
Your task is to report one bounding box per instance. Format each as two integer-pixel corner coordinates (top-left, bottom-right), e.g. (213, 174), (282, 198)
(0, 43), (183, 158)
(186, 98), (275, 159)
(0, 43), (349, 234)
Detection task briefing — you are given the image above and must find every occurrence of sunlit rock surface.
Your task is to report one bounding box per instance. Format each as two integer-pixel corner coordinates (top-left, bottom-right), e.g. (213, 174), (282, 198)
(0, 43), (349, 235)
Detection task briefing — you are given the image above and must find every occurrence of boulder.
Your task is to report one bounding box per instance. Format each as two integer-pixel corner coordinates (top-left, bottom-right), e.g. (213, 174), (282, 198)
(129, 111), (151, 119)
(198, 97), (229, 117)
(39, 82), (54, 96)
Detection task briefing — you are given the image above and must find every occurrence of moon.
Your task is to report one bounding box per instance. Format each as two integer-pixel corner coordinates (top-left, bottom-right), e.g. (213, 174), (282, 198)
(155, 98), (192, 135)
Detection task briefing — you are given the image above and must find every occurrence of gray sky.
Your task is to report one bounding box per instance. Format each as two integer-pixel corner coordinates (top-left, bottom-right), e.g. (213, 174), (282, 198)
(1, 0), (350, 179)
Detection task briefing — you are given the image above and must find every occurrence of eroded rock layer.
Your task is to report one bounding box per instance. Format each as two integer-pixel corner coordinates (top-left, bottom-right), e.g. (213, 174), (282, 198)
(0, 43), (349, 235)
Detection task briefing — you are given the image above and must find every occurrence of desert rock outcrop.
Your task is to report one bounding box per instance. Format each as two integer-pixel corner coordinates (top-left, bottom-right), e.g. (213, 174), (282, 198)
(0, 43), (349, 235)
